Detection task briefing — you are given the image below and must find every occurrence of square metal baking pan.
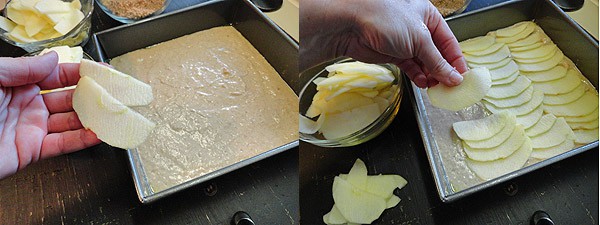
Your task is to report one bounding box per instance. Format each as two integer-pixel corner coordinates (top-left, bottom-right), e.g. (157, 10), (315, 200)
(409, 0), (598, 203)
(93, 0), (299, 203)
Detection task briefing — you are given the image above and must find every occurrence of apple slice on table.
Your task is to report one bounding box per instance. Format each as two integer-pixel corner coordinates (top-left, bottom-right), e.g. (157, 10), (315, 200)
(427, 67), (492, 111)
(463, 124), (526, 161)
(80, 59), (153, 106)
(73, 77), (155, 149)
(332, 177), (387, 224)
(466, 138), (532, 180)
(323, 205), (348, 225)
(453, 111), (512, 141)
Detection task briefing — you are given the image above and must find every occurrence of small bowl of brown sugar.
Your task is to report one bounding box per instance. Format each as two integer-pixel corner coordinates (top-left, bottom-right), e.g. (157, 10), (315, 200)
(430, 0), (472, 17)
(97, 0), (172, 23)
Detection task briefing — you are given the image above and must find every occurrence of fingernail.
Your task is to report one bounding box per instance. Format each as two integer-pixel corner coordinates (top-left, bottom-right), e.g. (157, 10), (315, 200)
(450, 71), (463, 85)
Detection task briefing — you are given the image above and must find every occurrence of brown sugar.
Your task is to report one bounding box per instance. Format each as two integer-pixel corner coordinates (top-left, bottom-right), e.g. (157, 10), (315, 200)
(101, 0), (166, 19)
(430, 0), (467, 17)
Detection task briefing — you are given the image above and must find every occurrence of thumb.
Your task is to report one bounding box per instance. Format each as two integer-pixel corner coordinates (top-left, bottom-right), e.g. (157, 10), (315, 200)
(0, 51), (59, 87)
(417, 35), (463, 87)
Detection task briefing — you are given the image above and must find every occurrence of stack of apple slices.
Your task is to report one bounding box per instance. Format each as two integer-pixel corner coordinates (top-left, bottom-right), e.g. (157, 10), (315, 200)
(300, 61), (398, 140)
(73, 59), (155, 149)
(39, 45), (83, 63)
(0, 0), (84, 43)
(453, 111), (533, 180)
(323, 159), (407, 225)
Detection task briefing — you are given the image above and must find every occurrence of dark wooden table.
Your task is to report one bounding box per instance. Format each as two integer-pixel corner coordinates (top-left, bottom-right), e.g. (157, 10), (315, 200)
(0, 1), (299, 224)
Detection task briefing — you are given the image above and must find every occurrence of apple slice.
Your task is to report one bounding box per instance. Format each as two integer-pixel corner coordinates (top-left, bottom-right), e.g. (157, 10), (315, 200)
(516, 105), (543, 129)
(0, 16), (16, 32)
(469, 57), (512, 70)
(496, 21), (532, 37)
(346, 158), (368, 188)
(530, 117), (574, 149)
(466, 138), (532, 180)
(492, 70), (519, 85)
(521, 65), (567, 82)
(459, 35), (495, 52)
(573, 129), (599, 144)
(320, 103), (381, 140)
(299, 114), (326, 134)
(511, 42), (543, 52)
(464, 45), (510, 64)
(323, 92), (375, 114)
(496, 23), (535, 43)
(39, 45), (83, 63)
(35, 0), (73, 14)
(364, 175), (408, 199)
(464, 113), (516, 149)
(427, 67), (491, 111)
(332, 177), (387, 224)
(530, 138), (575, 159)
(486, 75), (532, 99)
(463, 124), (526, 161)
(507, 31), (543, 48)
(73, 76), (155, 149)
(514, 47), (558, 64)
(511, 44), (557, 59)
(453, 111), (511, 141)
(543, 83), (585, 106)
(484, 85), (533, 108)
(323, 205), (348, 225)
(484, 89), (543, 116)
(544, 91), (598, 117)
(564, 107), (599, 123)
(386, 196), (401, 209)
(518, 49), (564, 72)
(465, 42), (505, 56)
(53, 10), (84, 35)
(80, 59), (153, 106)
(525, 114), (557, 137)
(489, 60), (519, 81)
(532, 69), (582, 95)
(567, 118), (599, 130)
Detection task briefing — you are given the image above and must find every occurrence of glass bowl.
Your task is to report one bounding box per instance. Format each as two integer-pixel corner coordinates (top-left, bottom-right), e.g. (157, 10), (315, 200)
(96, 0), (171, 24)
(299, 58), (404, 147)
(430, 0), (472, 17)
(0, 0), (93, 53)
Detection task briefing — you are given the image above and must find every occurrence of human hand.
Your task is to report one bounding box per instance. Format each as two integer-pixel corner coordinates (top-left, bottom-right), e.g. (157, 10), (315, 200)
(0, 52), (100, 179)
(300, 0), (468, 88)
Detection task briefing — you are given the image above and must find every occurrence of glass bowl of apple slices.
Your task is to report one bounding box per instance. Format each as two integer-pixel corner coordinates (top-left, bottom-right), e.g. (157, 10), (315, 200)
(0, 0), (93, 53)
(299, 58), (403, 147)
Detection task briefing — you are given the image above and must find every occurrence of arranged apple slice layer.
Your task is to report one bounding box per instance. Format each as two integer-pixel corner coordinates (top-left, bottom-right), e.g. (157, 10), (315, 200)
(484, 89), (544, 116)
(469, 57), (512, 70)
(507, 31), (543, 48)
(564, 107), (599, 123)
(464, 45), (510, 64)
(532, 69), (582, 95)
(484, 85), (533, 108)
(495, 22), (535, 43)
(467, 138), (532, 180)
(486, 75), (532, 99)
(489, 60), (519, 81)
(530, 117), (574, 149)
(530, 138), (575, 159)
(521, 65), (567, 82)
(463, 124), (526, 161)
(427, 67), (491, 111)
(453, 111), (512, 141)
(496, 21), (532, 38)
(518, 49), (564, 72)
(324, 159), (408, 225)
(459, 35), (495, 52)
(525, 114), (557, 137)
(544, 91), (598, 117)
(516, 106), (544, 129)
(464, 113), (517, 149)
(574, 129), (599, 144)
(492, 71), (520, 85)
(543, 83), (585, 105)
(73, 77), (156, 149)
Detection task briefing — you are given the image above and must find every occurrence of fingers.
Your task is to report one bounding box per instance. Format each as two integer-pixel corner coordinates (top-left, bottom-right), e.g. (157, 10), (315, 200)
(40, 129), (101, 159)
(42, 89), (74, 113)
(398, 59), (428, 88)
(0, 52), (59, 87)
(426, 7), (468, 74)
(37, 63), (81, 90)
(416, 27), (464, 87)
(48, 111), (83, 133)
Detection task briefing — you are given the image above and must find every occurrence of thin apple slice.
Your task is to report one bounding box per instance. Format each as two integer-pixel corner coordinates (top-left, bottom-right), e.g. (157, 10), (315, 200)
(346, 158), (368, 188)
(463, 124), (526, 161)
(518, 49), (564, 72)
(364, 175), (408, 199)
(514, 48), (558, 64)
(0, 16), (16, 32)
(544, 91), (599, 117)
(484, 85), (533, 108)
(564, 107), (599, 123)
(567, 118), (599, 130)
(299, 114), (326, 134)
(325, 61), (390, 78)
(323, 205), (347, 225)
(81, 59), (153, 106)
(531, 138), (574, 159)
(323, 92), (375, 114)
(459, 35), (495, 52)
(492, 70), (520, 85)
(530, 117), (574, 148)
(469, 57), (512, 70)
(427, 67), (491, 111)
(525, 114), (557, 137)
(489, 60), (519, 81)
(464, 113), (516, 149)
(453, 111), (511, 141)
(386, 196), (401, 209)
(496, 21), (532, 37)
(511, 44), (557, 59)
(73, 76), (155, 149)
(466, 138), (532, 180)
(486, 75), (532, 99)
(532, 69), (582, 95)
(39, 45), (83, 63)
(573, 129), (599, 144)
(332, 177), (387, 224)
(465, 45), (510, 64)
(496, 23), (535, 43)
(543, 83), (586, 105)
(320, 103), (381, 140)
(521, 65), (567, 82)
(465, 42), (505, 56)
(316, 74), (361, 91)
(507, 31), (543, 48)
(484, 89), (543, 116)
(511, 42), (543, 52)
(516, 105), (544, 129)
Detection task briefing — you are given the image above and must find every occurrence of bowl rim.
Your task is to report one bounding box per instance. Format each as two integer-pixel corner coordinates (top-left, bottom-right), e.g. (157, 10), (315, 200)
(95, 0), (172, 23)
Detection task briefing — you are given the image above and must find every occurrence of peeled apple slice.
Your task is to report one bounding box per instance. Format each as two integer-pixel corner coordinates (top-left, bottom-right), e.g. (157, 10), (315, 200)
(486, 75), (532, 99)
(532, 69), (582, 95)
(521, 65), (567, 82)
(484, 85), (533, 108)
(81, 59), (153, 106)
(464, 45), (510, 64)
(544, 91), (599, 117)
(464, 113), (516, 149)
(525, 114), (557, 137)
(530, 138), (575, 159)
(364, 175), (408, 199)
(466, 138), (532, 180)
(507, 31), (543, 48)
(567, 118), (599, 130)
(346, 158), (368, 188)
(465, 42), (505, 56)
(574, 129), (599, 144)
(463, 124), (527, 161)
(513, 48), (558, 64)
(484, 89), (543, 116)
(469, 57), (512, 70)
(530, 117), (574, 149)
(39, 45), (83, 63)
(453, 111), (511, 141)
(511, 44), (557, 59)
(543, 83), (585, 106)
(518, 49), (564, 72)
(320, 103), (381, 140)
(322, 92), (375, 114)
(0, 16), (16, 32)
(299, 114), (325, 134)
(489, 60), (519, 81)
(511, 42), (543, 52)
(496, 23), (535, 43)
(496, 21), (532, 37)
(427, 67), (492, 111)
(491, 70), (519, 85)
(332, 177), (387, 224)
(459, 35), (495, 52)
(72, 77), (155, 149)
(323, 205), (348, 225)
(516, 105), (544, 129)
(564, 107), (598, 123)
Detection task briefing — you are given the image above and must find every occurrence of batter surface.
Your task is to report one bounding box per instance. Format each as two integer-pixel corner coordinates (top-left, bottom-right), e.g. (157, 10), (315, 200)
(110, 26), (298, 192)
